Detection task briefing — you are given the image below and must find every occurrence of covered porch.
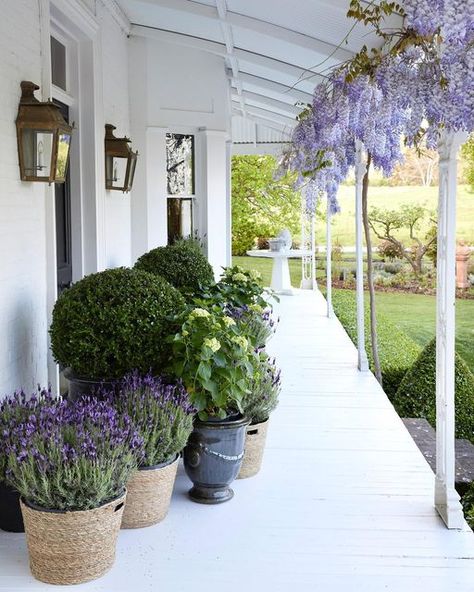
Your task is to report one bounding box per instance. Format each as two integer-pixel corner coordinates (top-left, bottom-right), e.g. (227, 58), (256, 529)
(2, 290), (474, 590)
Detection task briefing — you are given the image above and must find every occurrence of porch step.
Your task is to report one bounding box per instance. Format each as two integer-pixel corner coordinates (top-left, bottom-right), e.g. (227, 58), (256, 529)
(403, 418), (474, 496)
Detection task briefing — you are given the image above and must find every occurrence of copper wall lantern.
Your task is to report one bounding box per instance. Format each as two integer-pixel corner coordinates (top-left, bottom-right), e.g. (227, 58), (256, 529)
(104, 124), (138, 193)
(16, 81), (72, 184)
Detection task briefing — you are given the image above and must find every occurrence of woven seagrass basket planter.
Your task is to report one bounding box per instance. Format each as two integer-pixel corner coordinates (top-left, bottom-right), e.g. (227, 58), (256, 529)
(20, 492), (126, 585)
(238, 419), (269, 479)
(121, 455), (179, 529)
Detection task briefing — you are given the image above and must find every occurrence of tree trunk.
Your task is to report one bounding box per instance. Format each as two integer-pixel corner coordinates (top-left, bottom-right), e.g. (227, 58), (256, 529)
(362, 154), (383, 386)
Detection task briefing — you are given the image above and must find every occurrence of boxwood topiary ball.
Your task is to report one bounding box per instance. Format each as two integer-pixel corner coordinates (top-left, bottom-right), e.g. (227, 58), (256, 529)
(134, 242), (215, 294)
(50, 267), (185, 379)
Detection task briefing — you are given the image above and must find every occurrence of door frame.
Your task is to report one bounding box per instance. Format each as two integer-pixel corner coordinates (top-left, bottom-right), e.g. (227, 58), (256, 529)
(39, 0), (106, 391)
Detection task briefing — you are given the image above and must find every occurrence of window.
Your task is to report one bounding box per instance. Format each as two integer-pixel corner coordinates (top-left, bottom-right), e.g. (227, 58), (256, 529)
(51, 36), (67, 91)
(166, 133), (195, 244)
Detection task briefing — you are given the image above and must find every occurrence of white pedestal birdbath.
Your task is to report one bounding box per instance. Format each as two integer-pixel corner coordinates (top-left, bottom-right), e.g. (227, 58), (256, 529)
(246, 249), (312, 295)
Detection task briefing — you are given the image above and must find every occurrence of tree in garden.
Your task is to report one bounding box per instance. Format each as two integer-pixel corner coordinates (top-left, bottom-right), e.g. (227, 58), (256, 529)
(462, 136), (474, 192)
(231, 155), (301, 255)
(369, 204), (437, 275)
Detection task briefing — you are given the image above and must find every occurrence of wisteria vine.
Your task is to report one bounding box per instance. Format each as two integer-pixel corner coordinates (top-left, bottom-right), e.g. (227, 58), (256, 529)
(279, 0), (474, 213)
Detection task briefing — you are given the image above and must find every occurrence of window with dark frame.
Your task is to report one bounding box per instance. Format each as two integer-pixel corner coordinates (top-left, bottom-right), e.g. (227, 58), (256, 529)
(166, 133), (195, 244)
(51, 36), (67, 92)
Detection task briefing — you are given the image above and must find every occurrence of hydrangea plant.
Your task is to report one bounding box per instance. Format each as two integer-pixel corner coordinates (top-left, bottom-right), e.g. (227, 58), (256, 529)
(169, 306), (254, 420)
(107, 373), (195, 467)
(4, 396), (143, 511)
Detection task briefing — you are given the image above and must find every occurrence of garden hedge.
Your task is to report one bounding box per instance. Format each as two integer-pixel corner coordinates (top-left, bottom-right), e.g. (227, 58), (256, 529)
(393, 339), (474, 441)
(135, 241), (214, 294)
(332, 289), (421, 398)
(50, 267), (185, 379)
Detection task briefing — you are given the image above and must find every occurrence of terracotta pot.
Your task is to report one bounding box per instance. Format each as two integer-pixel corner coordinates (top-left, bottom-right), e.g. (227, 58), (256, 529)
(20, 493), (126, 585)
(183, 414), (250, 504)
(121, 455), (179, 529)
(238, 419), (269, 479)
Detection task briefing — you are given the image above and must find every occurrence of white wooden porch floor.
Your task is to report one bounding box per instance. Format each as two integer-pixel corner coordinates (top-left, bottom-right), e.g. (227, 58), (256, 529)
(1, 289), (474, 591)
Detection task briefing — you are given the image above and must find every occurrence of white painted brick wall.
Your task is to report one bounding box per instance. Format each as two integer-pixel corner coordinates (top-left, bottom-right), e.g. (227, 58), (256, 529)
(0, 0), (133, 393)
(0, 0), (48, 393)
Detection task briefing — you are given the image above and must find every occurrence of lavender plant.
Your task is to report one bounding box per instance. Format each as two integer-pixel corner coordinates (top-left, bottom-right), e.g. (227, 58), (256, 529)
(5, 397), (143, 511)
(243, 353), (281, 425)
(0, 388), (56, 483)
(226, 304), (278, 349)
(109, 373), (195, 467)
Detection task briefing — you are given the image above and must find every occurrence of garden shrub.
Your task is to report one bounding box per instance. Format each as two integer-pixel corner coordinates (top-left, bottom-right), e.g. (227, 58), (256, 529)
(50, 267), (185, 379)
(332, 290), (421, 398)
(135, 242), (214, 294)
(393, 339), (474, 441)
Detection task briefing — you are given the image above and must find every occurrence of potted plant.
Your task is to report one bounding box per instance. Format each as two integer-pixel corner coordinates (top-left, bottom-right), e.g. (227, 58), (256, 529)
(49, 267), (185, 399)
(238, 353), (281, 479)
(5, 396), (143, 585)
(169, 306), (253, 504)
(200, 266), (278, 348)
(135, 240), (215, 295)
(0, 388), (55, 532)
(107, 372), (195, 528)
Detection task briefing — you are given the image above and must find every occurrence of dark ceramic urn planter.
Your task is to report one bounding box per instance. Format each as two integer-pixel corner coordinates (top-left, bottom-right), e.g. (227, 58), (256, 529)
(183, 414), (250, 504)
(64, 369), (120, 402)
(0, 481), (24, 532)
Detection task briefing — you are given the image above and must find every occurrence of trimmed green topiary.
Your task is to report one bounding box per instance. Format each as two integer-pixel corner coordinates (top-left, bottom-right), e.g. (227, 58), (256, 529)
(50, 267), (185, 379)
(332, 289), (421, 398)
(134, 242), (214, 295)
(393, 339), (474, 441)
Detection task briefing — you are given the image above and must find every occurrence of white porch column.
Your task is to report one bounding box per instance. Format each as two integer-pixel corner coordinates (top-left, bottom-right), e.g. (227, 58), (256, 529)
(355, 141), (369, 372)
(197, 129), (229, 279)
(326, 201), (334, 317)
(225, 139), (232, 267)
(311, 213), (318, 290)
(434, 130), (467, 529)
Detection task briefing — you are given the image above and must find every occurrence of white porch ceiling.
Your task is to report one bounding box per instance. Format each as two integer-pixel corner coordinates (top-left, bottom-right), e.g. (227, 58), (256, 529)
(118, 0), (402, 145)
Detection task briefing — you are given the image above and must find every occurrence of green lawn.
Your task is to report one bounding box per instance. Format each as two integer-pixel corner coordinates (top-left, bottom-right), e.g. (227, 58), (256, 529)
(317, 184), (474, 246)
(233, 255), (474, 373)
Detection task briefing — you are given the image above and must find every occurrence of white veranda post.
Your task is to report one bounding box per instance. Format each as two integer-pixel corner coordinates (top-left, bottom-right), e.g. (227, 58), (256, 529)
(354, 141), (369, 372)
(300, 191), (317, 290)
(435, 130), (467, 529)
(326, 200), (334, 317)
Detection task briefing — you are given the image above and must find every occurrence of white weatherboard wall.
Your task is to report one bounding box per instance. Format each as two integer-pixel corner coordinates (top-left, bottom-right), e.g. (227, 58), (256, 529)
(0, 0), (132, 394)
(129, 37), (231, 274)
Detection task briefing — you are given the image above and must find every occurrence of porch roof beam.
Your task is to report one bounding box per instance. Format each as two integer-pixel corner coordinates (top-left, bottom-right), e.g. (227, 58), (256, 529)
(236, 90), (302, 116)
(236, 71), (314, 104)
(232, 99), (296, 126)
(232, 109), (291, 137)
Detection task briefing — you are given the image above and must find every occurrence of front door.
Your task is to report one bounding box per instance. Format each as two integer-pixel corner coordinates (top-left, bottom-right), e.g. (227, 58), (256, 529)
(54, 100), (72, 295)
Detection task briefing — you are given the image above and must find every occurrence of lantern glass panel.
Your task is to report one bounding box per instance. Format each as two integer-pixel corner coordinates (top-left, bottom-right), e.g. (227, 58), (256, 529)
(55, 132), (71, 180)
(106, 156), (127, 189)
(127, 154), (137, 191)
(22, 129), (54, 179)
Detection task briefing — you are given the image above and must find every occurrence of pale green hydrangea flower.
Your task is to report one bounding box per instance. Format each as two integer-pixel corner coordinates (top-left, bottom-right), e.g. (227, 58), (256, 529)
(223, 316), (236, 327)
(203, 337), (221, 352)
(231, 335), (248, 350)
(232, 272), (248, 283)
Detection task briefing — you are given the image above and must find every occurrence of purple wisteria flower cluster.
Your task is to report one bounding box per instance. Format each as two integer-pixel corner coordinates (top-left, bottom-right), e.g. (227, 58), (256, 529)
(280, 1), (474, 213)
(106, 372), (195, 467)
(2, 392), (143, 511)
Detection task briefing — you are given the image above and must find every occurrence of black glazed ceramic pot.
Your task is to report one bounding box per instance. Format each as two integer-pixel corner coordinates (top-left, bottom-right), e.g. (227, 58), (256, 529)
(0, 481), (24, 532)
(183, 414), (250, 504)
(64, 369), (120, 401)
